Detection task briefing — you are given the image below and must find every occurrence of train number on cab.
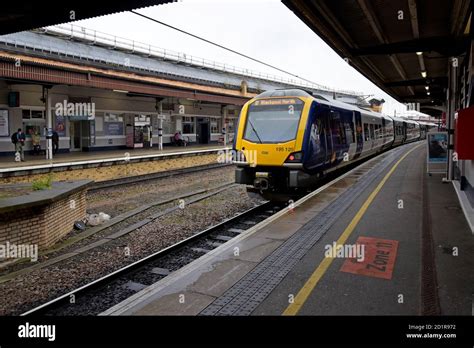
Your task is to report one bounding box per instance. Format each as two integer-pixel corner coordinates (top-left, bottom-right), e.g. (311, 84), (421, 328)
(276, 146), (294, 152)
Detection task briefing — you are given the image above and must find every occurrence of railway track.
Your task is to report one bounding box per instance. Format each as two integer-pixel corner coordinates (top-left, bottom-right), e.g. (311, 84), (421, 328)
(88, 163), (232, 192)
(0, 181), (237, 283)
(21, 201), (278, 316)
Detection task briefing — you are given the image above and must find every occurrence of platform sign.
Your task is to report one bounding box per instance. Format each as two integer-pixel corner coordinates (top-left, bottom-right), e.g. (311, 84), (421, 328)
(427, 132), (448, 174)
(340, 236), (399, 280)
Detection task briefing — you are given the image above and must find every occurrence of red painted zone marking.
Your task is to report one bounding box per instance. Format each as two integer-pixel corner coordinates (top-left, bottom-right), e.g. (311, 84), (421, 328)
(340, 236), (399, 280)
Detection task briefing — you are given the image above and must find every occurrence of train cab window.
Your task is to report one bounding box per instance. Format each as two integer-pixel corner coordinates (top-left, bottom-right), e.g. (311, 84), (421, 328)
(244, 98), (304, 143)
(363, 123), (370, 141)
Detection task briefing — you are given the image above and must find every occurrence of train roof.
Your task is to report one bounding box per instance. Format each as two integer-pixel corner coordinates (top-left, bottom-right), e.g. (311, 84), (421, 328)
(311, 93), (390, 120)
(416, 120), (437, 126)
(404, 119), (420, 125)
(255, 89), (390, 120)
(390, 115), (407, 122)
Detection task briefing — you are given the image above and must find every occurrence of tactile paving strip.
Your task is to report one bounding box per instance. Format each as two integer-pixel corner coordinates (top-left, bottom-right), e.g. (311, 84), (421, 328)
(199, 146), (408, 316)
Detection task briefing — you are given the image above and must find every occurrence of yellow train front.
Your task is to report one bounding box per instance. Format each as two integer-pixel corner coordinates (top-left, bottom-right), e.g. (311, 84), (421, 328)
(233, 88), (400, 201)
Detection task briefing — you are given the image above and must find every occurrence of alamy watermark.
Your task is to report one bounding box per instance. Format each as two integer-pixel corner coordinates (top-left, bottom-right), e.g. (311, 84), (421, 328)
(217, 149), (258, 165)
(55, 100), (95, 120)
(324, 242), (365, 262)
(0, 242), (38, 262)
(18, 322), (55, 342)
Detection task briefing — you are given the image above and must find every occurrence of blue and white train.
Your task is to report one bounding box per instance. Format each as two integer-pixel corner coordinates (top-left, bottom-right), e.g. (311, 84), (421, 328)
(233, 89), (434, 199)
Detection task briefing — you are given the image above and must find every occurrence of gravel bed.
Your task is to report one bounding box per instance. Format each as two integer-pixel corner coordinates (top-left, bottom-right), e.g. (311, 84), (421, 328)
(87, 166), (234, 216)
(0, 166), (234, 277)
(0, 186), (261, 315)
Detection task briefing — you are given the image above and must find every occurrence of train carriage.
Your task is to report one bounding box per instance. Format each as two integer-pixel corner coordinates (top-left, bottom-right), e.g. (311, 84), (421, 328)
(233, 89), (421, 200)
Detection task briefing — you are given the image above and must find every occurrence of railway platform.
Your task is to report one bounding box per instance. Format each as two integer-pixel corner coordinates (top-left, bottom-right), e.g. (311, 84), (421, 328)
(0, 144), (230, 183)
(0, 144), (227, 171)
(102, 142), (474, 316)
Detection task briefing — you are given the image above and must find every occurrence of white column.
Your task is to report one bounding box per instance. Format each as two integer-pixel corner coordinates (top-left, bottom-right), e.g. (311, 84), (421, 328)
(46, 88), (53, 160)
(446, 57), (457, 181)
(158, 101), (163, 150)
(222, 106), (227, 147)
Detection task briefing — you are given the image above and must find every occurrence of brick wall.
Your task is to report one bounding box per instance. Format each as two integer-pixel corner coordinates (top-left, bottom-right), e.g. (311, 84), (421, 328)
(0, 189), (87, 249)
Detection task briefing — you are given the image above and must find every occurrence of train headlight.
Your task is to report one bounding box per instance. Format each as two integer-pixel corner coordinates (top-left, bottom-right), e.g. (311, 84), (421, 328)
(285, 151), (303, 163)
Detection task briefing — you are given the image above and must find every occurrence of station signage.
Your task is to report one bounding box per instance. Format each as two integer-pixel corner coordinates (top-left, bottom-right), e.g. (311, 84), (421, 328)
(253, 98), (298, 106)
(427, 132), (448, 174)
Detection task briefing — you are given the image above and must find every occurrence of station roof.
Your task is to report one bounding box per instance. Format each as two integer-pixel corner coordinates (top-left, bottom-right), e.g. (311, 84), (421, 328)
(0, 1), (175, 35)
(283, 0), (472, 116)
(0, 28), (365, 106)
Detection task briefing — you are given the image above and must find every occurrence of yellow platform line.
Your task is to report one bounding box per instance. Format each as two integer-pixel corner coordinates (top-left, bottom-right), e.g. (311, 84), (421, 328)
(283, 144), (422, 316)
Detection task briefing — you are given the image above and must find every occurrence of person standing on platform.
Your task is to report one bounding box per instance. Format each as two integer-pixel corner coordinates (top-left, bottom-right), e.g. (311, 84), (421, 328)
(52, 130), (59, 155)
(11, 128), (26, 161)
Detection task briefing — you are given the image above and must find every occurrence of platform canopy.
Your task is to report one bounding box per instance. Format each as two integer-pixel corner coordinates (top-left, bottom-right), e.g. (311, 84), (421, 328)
(283, 0), (472, 116)
(0, 1), (176, 36)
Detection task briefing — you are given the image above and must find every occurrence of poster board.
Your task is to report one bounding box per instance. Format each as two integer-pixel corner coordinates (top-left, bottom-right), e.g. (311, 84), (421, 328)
(0, 110), (9, 136)
(427, 132), (448, 174)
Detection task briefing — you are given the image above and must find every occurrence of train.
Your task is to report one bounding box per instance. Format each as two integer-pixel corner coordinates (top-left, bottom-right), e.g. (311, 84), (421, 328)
(233, 89), (435, 201)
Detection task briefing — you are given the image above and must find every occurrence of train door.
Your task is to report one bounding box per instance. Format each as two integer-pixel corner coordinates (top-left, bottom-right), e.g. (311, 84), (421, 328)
(353, 111), (363, 159)
(307, 105), (331, 170)
(322, 108), (333, 165)
(381, 118), (386, 145)
(369, 123), (375, 150)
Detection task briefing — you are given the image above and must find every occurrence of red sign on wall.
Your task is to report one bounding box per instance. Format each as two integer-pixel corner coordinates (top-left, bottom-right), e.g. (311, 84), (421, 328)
(455, 106), (474, 160)
(340, 236), (399, 280)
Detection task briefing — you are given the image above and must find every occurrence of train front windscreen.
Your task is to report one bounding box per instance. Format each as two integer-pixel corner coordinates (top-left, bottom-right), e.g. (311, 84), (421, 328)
(243, 98), (304, 143)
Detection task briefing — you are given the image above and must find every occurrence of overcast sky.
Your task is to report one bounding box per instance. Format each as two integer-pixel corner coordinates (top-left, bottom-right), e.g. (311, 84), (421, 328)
(69, 0), (411, 115)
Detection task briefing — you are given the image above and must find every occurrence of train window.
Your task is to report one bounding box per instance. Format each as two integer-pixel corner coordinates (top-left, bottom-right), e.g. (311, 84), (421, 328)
(370, 124), (374, 139)
(377, 125), (383, 138)
(330, 111), (347, 145)
(244, 98), (304, 143)
(384, 122), (393, 138)
(363, 123), (370, 141)
(345, 122), (355, 143)
(340, 124), (347, 144)
(330, 117), (342, 144)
